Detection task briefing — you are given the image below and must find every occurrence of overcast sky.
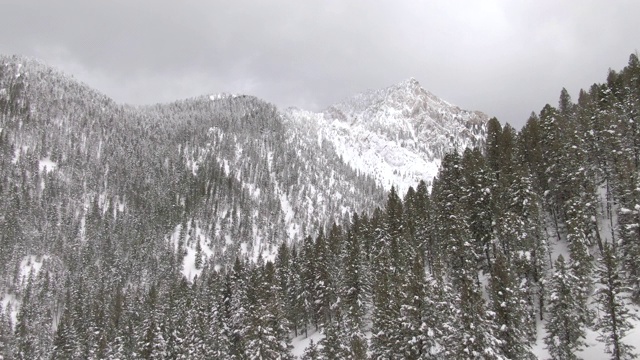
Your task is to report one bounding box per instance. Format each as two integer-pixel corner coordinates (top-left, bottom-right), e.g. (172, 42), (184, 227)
(1, 1), (639, 128)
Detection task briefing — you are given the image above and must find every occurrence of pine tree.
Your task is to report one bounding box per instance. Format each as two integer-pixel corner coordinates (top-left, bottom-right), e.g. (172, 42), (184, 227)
(301, 339), (321, 360)
(370, 188), (406, 359)
(313, 230), (336, 328)
(321, 318), (347, 360)
(489, 250), (534, 359)
(0, 304), (14, 360)
(228, 257), (249, 359)
(544, 255), (588, 359)
(593, 244), (639, 360)
(617, 178), (640, 301)
(486, 117), (503, 177)
(397, 252), (437, 359)
(299, 235), (317, 335)
(461, 147), (494, 272)
(207, 273), (232, 359)
(51, 305), (77, 359)
(341, 217), (366, 331)
(369, 224), (399, 359)
(431, 152), (504, 359)
(245, 260), (293, 359)
(449, 244), (504, 360)
(539, 104), (568, 236)
(498, 156), (548, 323)
(287, 244), (304, 337)
(412, 180), (433, 273)
(195, 237), (203, 269)
(14, 272), (36, 360)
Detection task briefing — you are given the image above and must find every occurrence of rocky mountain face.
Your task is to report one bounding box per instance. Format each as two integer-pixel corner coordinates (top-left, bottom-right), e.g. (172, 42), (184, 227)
(284, 77), (488, 194)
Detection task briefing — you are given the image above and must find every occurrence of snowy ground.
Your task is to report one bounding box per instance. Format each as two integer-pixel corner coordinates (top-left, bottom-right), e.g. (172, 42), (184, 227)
(291, 329), (323, 358)
(531, 313), (640, 359)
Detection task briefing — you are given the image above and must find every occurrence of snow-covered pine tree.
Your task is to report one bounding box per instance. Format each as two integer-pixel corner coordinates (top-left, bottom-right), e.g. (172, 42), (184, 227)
(301, 339), (321, 360)
(313, 229), (336, 328)
(287, 244), (305, 337)
(448, 242), (504, 360)
(0, 304), (13, 360)
(228, 257), (250, 359)
(489, 250), (534, 359)
(244, 260), (293, 359)
(461, 147), (494, 273)
(206, 273), (232, 358)
(511, 140), (549, 322)
(341, 214), (366, 332)
(370, 187), (406, 359)
(616, 176), (640, 301)
(299, 235), (317, 335)
(369, 224), (399, 359)
(51, 304), (78, 360)
(544, 255), (588, 359)
(593, 243), (639, 360)
(321, 317), (347, 360)
(398, 251), (438, 359)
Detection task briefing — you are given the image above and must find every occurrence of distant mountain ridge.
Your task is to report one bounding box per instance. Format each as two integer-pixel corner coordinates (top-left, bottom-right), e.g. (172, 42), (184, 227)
(284, 77), (488, 194)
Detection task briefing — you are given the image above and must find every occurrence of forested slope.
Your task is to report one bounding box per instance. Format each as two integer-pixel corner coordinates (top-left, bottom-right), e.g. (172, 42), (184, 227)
(1, 53), (640, 359)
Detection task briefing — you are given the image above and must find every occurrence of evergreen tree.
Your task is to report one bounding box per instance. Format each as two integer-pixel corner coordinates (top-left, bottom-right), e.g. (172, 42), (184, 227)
(544, 255), (588, 359)
(369, 224), (400, 359)
(195, 237), (203, 269)
(489, 250), (534, 359)
(461, 147), (494, 272)
(14, 272), (36, 360)
(398, 252), (438, 359)
(617, 179), (640, 301)
(287, 244), (304, 337)
(449, 244), (504, 360)
(301, 339), (321, 360)
(486, 117), (503, 178)
(51, 305), (78, 360)
(0, 304), (14, 360)
(321, 318), (347, 360)
(370, 188), (406, 359)
(228, 258), (250, 359)
(299, 235), (317, 335)
(341, 215), (366, 331)
(593, 244), (639, 360)
(313, 230), (336, 328)
(245, 260), (293, 359)
(207, 273), (232, 359)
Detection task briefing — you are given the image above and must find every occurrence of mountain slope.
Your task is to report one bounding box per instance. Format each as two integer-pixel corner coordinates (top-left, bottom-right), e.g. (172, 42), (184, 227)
(284, 78), (488, 194)
(0, 55), (388, 286)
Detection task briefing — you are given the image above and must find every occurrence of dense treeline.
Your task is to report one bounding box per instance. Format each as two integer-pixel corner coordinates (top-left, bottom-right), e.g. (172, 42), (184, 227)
(0, 55), (383, 359)
(1, 53), (640, 359)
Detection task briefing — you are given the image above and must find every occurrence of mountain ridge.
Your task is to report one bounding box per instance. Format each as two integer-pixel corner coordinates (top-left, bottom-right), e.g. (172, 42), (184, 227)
(284, 77), (488, 194)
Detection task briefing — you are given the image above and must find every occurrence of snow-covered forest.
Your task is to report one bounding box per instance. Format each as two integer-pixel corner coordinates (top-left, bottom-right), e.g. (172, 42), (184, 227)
(1, 53), (640, 359)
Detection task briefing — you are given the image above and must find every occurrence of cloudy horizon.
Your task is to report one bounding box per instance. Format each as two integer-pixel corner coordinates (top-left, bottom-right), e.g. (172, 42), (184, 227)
(1, 0), (639, 128)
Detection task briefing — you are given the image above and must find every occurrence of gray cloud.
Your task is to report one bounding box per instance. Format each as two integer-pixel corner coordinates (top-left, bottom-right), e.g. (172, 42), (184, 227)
(1, 0), (639, 127)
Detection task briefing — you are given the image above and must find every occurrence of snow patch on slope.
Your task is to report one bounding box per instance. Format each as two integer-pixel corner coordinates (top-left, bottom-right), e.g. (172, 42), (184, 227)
(38, 157), (57, 173)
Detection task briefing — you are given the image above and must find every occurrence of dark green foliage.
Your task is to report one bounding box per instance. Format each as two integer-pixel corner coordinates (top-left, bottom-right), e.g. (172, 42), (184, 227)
(544, 255), (587, 359)
(301, 339), (321, 360)
(490, 250), (534, 359)
(593, 244), (639, 360)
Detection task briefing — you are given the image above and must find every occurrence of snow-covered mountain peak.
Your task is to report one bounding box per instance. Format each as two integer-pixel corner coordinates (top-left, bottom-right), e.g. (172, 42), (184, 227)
(284, 79), (489, 194)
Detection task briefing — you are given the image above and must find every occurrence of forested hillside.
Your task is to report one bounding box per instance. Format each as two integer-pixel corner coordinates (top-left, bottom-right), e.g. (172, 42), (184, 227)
(1, 53), (640, 359)
(0, 54), (387, 358)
